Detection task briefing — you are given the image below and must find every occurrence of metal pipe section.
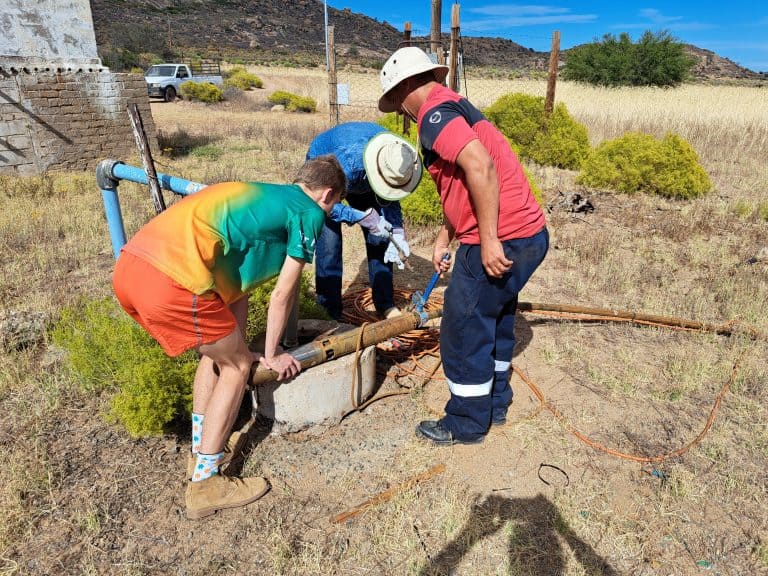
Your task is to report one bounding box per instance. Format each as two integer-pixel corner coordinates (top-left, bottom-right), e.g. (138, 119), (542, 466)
(96, 159), (207, 259)
(250, 306), (443, 386)
(111, 162), (206, 197)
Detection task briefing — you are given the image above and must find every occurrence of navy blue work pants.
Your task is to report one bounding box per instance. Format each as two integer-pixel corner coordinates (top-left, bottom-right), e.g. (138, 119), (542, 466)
(315, 190), (394, 319)
(440, 227), (549, 441)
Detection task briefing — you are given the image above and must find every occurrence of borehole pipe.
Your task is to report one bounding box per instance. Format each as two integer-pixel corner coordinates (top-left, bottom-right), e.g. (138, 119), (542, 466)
(249, 306), (443, 386)
(96, 159), (206, 259)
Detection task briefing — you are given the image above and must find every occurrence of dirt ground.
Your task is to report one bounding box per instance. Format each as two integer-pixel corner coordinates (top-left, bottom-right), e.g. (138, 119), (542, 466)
(6, 204), (765, 575)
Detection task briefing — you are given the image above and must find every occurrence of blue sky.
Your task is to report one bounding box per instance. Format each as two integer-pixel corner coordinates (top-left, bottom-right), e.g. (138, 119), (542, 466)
(327, 1), (768, 72)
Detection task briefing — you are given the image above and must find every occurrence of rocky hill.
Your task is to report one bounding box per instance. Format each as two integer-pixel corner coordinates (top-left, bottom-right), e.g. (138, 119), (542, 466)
(90, 0), (761, 79)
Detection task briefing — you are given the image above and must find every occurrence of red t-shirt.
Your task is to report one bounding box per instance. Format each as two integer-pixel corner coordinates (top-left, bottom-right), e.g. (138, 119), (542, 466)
(417, 84), (545, 244)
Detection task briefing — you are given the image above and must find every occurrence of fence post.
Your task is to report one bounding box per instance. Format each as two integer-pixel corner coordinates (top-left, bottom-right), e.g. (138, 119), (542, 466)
(448, 4), (460, 92)
(327, 25), (339, 125)
(127, 103), (166, 214)
(544, 30), (561, 117)
(402, 22), (412, 135)
(431, 0), (443, 62)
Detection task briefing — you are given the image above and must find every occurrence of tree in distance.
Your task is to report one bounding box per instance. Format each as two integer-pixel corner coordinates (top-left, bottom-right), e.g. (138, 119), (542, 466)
(562, 30), (696, 87)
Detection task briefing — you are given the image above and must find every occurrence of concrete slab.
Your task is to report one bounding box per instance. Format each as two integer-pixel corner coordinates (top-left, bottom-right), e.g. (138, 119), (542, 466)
(254, 321), (378, 434)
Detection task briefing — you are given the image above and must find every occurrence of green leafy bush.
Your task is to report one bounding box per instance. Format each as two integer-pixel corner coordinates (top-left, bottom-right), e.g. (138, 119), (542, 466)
(224, 67), (263, 90)
(484, 93), (590, 170)
(267, 90), (316, 113)
(180, 80), (224, 103)
(576, 132), (712, 198)
(377, 113), (544, 226)
(562, 30), (695, 87)
(53, 276), (329, 437)
(245, 273), (330, 342)
(51, 298), (196, 437)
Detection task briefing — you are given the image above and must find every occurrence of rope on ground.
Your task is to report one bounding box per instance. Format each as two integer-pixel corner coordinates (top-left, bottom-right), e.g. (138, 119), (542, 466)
(339, 288), (762, 463)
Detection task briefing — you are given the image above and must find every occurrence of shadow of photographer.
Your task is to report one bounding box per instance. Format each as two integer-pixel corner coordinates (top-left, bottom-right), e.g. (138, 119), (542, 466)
(418, 493), (618, 576)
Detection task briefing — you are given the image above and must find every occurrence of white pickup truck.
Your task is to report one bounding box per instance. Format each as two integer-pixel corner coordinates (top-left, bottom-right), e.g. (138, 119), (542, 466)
(144, 63), (224, 102)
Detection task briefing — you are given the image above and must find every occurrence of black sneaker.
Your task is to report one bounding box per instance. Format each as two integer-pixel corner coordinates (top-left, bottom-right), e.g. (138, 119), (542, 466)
(415, 420), (484, 446)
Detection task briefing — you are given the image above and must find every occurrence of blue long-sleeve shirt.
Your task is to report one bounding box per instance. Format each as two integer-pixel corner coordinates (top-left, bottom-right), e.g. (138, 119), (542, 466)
(307, 122), (404, 229)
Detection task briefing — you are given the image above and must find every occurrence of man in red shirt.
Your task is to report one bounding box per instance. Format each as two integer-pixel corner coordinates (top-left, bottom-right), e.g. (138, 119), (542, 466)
(379, 47), (549, 444)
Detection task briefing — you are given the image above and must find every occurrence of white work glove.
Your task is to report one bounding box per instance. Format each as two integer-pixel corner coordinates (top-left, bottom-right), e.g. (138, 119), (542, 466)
(384, 229), (410, 270)
(357, 208), (393, 242)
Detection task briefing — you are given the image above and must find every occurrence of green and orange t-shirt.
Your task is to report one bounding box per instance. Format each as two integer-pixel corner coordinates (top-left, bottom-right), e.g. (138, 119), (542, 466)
(124, 181), (325, 304)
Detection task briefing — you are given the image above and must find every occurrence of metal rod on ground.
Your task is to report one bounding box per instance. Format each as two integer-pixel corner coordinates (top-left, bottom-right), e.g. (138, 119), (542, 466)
(517, 301), (762, 339)
(127, 104), (166, 214)
(249, 307), (443, 386)
(331, 463), (446, 524)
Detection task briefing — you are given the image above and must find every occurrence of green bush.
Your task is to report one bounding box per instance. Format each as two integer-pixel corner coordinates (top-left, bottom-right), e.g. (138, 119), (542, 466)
(562, 30), (695, 87)
(576, 132), (712, 198)
(224, 67), (263, 90)
(245, 273), (330, 343)
(377, 113), (544, 224)
(180, 80), (224, 103)
(51, 298), (196, 437)
(53, 276), (329, 437)
(484, 93), (590, 170)
(267, 90), (316, 113)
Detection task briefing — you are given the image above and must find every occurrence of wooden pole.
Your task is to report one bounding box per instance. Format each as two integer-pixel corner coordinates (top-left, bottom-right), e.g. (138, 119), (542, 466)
(402, 22), (412, 135)
(448, 3), (460, 91)
(431, 0), (443, 63)
(327, 25), (338, 125)
(127, 103), (165, 214)
(544, 30), (561, 117)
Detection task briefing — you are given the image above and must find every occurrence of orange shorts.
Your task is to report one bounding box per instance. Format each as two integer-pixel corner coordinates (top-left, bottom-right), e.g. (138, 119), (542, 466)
(112, 251), (236, 357)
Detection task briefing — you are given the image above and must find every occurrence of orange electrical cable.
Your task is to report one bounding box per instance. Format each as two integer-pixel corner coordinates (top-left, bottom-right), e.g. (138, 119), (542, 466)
(340, 288), (760, 463)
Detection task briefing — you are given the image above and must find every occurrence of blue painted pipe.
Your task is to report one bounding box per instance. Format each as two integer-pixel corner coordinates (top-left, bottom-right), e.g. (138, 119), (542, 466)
(96, 159), (207, 259)
(111, 162), (206, 197)
(100, 188), (127, 260)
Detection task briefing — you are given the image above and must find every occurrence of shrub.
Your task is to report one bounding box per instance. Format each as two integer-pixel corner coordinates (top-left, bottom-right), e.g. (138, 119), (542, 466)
(52, 278), (329, 437)
(267, 90), (316, 113)
(576, 132), (712, 198)
(51, 298), (196, 437)
(377, 113), (544, 225)
(180, 80), (224, 103)
(224, 67), (263, 90)
(287, 95), (317, 113)
(245, 273), (330, 343)
(562, 30), (695, 87)
(485, 93), (590, 170)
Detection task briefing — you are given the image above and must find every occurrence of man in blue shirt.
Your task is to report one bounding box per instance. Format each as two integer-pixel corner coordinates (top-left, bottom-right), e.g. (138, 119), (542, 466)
(306, 122), (422, 319)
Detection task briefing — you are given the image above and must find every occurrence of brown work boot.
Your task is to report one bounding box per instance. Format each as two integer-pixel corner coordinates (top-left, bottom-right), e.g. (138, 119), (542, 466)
(186, 430), (248, 478)
(185, 474), (270, 520)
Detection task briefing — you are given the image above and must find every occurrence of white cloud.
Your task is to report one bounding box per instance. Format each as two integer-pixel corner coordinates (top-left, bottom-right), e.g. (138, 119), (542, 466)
(463, 4), (596, 32)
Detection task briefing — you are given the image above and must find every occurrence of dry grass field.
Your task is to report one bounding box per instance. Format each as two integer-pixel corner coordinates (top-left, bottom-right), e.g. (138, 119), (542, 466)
(0, 68), (766, 575)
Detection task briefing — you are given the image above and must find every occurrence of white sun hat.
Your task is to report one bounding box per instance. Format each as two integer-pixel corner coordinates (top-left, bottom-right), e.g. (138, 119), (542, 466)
(378, 47), (449, 113)
(363, 132), (423, 202)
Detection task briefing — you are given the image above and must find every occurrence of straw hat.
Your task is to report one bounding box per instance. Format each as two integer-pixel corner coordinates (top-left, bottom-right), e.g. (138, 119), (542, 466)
(378, 47), (449, 113)
(363, 132), (423, 201)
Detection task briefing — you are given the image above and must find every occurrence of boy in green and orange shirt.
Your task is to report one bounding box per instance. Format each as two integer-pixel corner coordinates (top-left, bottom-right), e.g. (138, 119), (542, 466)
(112, 155), (346, 519)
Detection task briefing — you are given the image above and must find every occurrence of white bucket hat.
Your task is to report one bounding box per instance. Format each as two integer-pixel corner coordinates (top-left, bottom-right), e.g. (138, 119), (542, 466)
(363, 132), (423, 201)
(378, 47), (449, 113)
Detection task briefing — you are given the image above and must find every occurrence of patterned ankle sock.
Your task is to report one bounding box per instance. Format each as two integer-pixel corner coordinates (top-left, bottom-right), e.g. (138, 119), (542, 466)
(191, 413), (204, 454)
(191, 452), (223, 482)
